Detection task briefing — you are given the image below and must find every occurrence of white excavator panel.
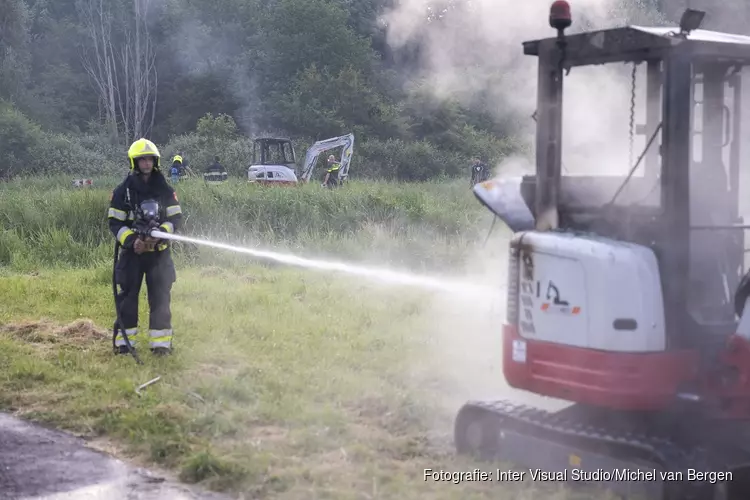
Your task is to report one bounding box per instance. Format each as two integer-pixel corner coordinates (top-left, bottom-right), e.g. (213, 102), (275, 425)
(509, 231), (666, 352)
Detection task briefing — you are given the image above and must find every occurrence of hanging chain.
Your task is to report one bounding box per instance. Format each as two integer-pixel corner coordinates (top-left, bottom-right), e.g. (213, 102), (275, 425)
(629, 62), (637, 169)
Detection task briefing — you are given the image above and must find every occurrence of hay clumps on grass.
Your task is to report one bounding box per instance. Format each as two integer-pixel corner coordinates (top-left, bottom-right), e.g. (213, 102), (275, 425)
(0, 318), (107, 345)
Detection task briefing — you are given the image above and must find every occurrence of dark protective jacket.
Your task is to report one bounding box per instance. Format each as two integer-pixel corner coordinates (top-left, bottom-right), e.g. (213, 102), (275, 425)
(471, 162), (490, 184)
(205, 161), (225, 174)
(203, 161), (228, 183)
(108, 171), (183, 252)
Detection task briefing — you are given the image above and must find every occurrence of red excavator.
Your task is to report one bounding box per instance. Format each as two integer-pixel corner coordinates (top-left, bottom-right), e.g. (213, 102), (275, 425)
(456, 3), (750, 500)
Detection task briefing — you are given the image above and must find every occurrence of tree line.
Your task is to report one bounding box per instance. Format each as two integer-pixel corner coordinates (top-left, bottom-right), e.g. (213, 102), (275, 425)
(0, 0), (527, 181)
(3, 0), (726, 181)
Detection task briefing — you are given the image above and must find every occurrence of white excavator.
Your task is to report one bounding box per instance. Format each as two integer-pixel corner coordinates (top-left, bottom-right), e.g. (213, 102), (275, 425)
(247, 134), (355, 186)
(455, 4), (750, 500)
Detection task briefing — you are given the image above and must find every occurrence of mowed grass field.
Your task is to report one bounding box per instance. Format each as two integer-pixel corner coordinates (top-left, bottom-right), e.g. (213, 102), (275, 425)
(0, 176), (617, 499)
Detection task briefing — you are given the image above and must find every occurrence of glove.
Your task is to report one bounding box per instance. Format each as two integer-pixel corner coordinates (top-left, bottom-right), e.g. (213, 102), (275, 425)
(133, 238), (146, 254)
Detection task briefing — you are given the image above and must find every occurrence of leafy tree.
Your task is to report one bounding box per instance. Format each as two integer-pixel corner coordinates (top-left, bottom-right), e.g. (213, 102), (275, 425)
(196, 112), (238, 140)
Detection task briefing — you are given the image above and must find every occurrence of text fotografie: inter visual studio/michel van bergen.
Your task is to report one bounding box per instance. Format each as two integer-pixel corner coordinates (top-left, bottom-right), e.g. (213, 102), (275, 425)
(424, 468), (732, 484)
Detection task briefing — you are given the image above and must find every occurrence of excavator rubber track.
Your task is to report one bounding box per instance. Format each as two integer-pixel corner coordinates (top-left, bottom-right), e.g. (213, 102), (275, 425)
(454, 400), (750, 500)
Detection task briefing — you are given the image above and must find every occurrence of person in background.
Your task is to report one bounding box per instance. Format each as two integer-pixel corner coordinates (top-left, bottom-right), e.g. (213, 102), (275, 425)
(470, 155), (490, 187)
(170, 155), (183, 183)
(203, 155), (228, 184)
(174, 151), (189, 171)
(322, 155), (341, 188)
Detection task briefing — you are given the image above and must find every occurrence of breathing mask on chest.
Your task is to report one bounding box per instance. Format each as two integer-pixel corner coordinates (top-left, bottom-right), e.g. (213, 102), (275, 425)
(133, 199), (162, 250)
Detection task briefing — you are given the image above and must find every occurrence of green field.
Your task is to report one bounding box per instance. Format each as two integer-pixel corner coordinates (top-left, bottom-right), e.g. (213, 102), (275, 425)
(0, 177), (615, 499)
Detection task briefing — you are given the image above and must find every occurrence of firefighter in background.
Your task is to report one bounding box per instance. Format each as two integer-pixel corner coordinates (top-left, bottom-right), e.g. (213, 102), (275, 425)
(203, 155), (228, 184)
(470, 155), (490, 187)
(322, 154), (341, 188)
(174, 151), (190, 171)
(170, 155), (183, 183)
(107, 138), (183, 356)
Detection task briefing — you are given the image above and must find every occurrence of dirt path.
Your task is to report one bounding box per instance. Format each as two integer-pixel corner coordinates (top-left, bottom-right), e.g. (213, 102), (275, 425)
(0, 413), (232, 500)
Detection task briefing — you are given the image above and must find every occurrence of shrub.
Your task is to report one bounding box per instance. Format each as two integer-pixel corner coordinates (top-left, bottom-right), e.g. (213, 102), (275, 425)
(0, 101), (44, 178)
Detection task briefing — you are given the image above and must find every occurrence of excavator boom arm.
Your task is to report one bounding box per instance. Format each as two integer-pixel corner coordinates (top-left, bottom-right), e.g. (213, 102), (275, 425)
(301, 134), (354, 182)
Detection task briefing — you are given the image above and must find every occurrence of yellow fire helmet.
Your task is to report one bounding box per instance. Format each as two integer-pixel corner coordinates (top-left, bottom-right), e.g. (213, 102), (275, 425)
(172, 155), (183, 164)
(128, 138), (161, 171)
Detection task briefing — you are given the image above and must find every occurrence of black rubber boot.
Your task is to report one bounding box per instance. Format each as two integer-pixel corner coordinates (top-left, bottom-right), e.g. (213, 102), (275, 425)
(114, 345), (133, 355)
(151, 347), (172, 356)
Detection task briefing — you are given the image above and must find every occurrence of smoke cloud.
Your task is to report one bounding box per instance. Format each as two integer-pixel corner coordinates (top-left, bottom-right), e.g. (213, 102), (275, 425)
(386, 0), (750, 441)
(380, 0), (674, 432)
(167, 8), (261, 135)
(381, 0), (669, 177)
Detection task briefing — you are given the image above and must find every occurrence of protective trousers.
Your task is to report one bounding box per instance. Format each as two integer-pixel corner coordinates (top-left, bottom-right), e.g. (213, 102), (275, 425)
(326, 172), (340, 188)
(114, 248), (177, 349)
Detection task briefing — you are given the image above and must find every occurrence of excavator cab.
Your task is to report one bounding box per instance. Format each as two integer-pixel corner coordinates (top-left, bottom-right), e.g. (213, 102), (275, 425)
(476, 7), (750, 349)
(248, 137), (299, 184)
(522, 8), (750, 346)
(251, 137), (296, 167)
(460, 4), (750, 499)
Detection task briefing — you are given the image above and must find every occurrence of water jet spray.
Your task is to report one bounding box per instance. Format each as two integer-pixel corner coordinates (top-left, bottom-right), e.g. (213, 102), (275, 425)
(149, 230), (493, 296)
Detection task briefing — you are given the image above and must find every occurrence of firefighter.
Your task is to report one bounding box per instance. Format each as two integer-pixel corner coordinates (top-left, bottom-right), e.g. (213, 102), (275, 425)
(107, 138), (183, 356)
(173, 151), (190, 171)
(322, 155), (341, 188)
(470, 155), (490, 187)
(203, 155), (228, 184)
(170, 154), (183, 183)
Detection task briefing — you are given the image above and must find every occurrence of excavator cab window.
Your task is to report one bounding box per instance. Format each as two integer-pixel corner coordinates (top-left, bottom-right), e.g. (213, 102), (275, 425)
(282, 142), (294, 164)
(528, 60), (665, 247)
(687, 63), (747, 328)
(267, 145), (282, 164)
(252, 138), (296, 166)
(559, 62), (662, 208)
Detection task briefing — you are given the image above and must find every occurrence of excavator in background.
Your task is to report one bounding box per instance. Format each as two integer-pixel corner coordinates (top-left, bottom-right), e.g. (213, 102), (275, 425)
(300, 133), (354, 185)
(456, 3), (750, 500)
(247, 134), (355, 186)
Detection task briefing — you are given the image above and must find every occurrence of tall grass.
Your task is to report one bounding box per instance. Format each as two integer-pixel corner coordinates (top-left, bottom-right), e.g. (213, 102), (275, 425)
(0, 172), (614, 500)
(0, 175), (490, 273)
